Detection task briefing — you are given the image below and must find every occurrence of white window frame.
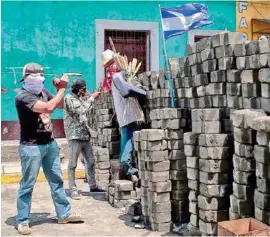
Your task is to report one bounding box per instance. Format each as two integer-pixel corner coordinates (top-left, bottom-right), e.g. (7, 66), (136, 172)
(188, 29), (225, 44)
(95, 19), (159, 88)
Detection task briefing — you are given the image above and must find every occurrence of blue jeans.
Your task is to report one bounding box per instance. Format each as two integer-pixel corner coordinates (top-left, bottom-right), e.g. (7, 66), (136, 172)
(17, 140), (71, 225)
(120, 123), (141, 175)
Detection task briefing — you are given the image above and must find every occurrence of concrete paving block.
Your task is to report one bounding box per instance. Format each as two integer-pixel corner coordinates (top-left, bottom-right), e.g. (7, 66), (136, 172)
(224, 32), (243, 45)
(233, 182), (255, 200)
(197, 38), (212, 52)
(148, 171), (170, 182)
(246, 40), (259, 55)
(169, 150), (185, 160)
(241, 83), (260, 98)
(184, 145), (198, 157)
(233, 43), (246, 57)
(227, 95), (243, 108)
(202, 59), (217, 73)
(201, 48), (215, 62)
(190, 214), (199, 227)
(259, 68), (270, 83)
(148, 191), (170, 203)
(186, 156), (199, 169)
(234, 127), (256, 144)
(199, 219), (217, 235)
(211, 33), (225, 47)
(254, 189), (270, 211)
(233, 154), (255, 172)
(199, 146), (230, 160)
(198, 96), (213, 108)
(227, 69), (241, 83)
(187, 168), (199, 181)
(212, 95), (227, 108)
(215, 45), (234, 59)
(198, 195), (228, 211)
(188, 179), (200, 191)
(236, 57), (246, 70)
(166, 129), (184, 140)
(189, 202), (198, 215)
(168, 140), (184, 150)
(255, 207), (270, 225)
(171, 180), (189, 191)
(147, 160), (170, 172)
(171, 190), (189, 201)
(246, 54), (268, 69)
(254, 145), (270, 164)
(261, 83), (270, 98)
(200, 183), (231, 198)
(193, 74), (209, 87)
(140, 129), (165, 141)
(170, 170), (188, 181)
(140, 140), (167, 151)
(199, 209), (228, 222)
(230, 195), (254, 215)
(189, 190), (199, 202)
(257, 177), (270, 194)
(258, 38), (270, 53)
(199, 134), (232, 147)
(205, 83), (225, 95)
(149, 212), (171, 223)
(188, 53), (198, 66)
(256, 162), (270, 179)
(218, 57), (234, 70)
(150, 71), (160, 89)
(233, 170), (256, 186)
(184, 132), (198, 145)
(179, 56), (188, 67)
(149, 201), (171, 213)
(148, 181), (171, 193)
(210, 70), (226, 83)
(187, 43), (197, 55)
(199, 159), (229, 173)
(196, 85), (206, 97)
(256, 131), (270, 146)
(170, 159), (187, 171)
(191, 64), (202, 76)
(150, 222), (171, 232)
(227, 83), (241, 96)
(200, 172), (229, 185)
(144, 150), (169, 162)
(203, 121), (221, 134)
(240, 70), (259, 84)
(252, 114), (270, 132)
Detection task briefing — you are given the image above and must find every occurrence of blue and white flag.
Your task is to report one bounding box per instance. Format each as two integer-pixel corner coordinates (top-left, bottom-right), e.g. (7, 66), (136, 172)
(160, 4), (213, 40)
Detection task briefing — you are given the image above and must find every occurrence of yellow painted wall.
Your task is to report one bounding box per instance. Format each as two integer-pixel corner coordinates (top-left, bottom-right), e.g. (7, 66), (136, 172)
(236, 1), (270, 40)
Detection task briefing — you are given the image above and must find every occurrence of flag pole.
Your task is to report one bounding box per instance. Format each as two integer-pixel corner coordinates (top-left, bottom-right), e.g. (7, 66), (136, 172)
(158, 4), (176, 108)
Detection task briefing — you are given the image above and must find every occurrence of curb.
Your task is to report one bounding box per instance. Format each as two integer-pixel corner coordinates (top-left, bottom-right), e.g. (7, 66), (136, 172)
(1, 169), (86, 185)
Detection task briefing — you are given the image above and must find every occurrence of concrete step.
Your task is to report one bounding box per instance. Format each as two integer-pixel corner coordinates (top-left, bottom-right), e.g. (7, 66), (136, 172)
(1, 138), (70, 162)
(1, 160), (86, 185)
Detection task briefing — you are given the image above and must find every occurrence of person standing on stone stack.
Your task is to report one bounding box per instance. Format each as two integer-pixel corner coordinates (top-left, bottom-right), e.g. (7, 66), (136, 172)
(15, 63), (83, 235)
(64, 79), (106, 200)
(101, 49), (147, 185)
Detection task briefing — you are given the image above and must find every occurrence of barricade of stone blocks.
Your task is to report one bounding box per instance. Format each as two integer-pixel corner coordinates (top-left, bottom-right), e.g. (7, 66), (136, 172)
(184, 132), (199, 229)
(134, 128), (171, 232)
(93, 146), (111, 188)
(230, 109), (266, 220)
(251, 115), (270, 225)
(259, 68), (270, 113)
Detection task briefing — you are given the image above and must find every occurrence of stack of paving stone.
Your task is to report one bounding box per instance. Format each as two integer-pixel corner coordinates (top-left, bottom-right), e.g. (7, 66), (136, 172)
(230, 109), (266, 220)
(191, 108), (232, 236)
(93, 146), (111, 188)
(108, 180), (135, 208)
(134, 128), (172, 232)
(259, 68), (270, 113)
(138, 70), (174, 121)
(149, 108), (189, 225)
(252, 115), (270, 225)
(184, 132), (200, 229)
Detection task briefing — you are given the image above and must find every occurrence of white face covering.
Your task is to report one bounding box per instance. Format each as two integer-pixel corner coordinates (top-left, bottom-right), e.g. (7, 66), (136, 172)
(23, 74), (45, 95)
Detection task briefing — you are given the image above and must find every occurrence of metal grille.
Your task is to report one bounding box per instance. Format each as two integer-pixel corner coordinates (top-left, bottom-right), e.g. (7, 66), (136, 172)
(194, 35), (210, 42)
(105, 30), (148, 74)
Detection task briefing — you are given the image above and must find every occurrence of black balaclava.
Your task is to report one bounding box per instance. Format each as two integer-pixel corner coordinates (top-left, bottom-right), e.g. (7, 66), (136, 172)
(71, 79), (86, 95)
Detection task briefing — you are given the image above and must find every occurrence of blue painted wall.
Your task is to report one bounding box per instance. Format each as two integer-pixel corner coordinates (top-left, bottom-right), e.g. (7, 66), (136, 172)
(1, 1), (236, 121)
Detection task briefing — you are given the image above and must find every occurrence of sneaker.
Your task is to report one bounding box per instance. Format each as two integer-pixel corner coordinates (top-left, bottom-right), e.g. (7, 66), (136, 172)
(70, 191), (81, 200)
(58, 213), (84, 224)
(90, 187), (106, 193)
(17, 224), (31, 235)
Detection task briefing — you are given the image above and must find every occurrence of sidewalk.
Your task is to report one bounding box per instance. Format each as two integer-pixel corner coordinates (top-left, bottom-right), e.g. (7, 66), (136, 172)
(1, 180), (164, 236)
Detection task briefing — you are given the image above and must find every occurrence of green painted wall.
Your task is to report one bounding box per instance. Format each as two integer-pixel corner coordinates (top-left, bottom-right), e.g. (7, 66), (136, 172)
(1, 1), (236, 121)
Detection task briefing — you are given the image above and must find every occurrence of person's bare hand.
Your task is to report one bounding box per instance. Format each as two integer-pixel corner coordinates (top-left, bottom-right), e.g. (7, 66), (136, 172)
(61, 74), (69, 82)
(92, 91), (101, 99)
(53, 74), (69, 90)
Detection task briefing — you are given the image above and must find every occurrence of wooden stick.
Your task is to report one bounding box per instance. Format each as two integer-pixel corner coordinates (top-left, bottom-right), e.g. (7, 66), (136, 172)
(109, 37), (117, 53)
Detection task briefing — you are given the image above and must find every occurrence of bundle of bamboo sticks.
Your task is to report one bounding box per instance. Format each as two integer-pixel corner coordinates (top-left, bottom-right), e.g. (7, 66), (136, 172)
(109, 37), (142, 83)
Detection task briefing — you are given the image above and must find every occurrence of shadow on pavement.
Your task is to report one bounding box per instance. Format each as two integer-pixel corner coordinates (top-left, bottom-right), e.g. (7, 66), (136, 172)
(5, 212), (56, 228)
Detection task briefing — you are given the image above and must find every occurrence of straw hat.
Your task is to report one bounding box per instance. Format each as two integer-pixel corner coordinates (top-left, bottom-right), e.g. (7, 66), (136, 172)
(101, 49), (116, 67)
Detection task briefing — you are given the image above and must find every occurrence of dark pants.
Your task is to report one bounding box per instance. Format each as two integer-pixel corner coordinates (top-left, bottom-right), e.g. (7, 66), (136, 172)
(68, 139), (96, 192)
